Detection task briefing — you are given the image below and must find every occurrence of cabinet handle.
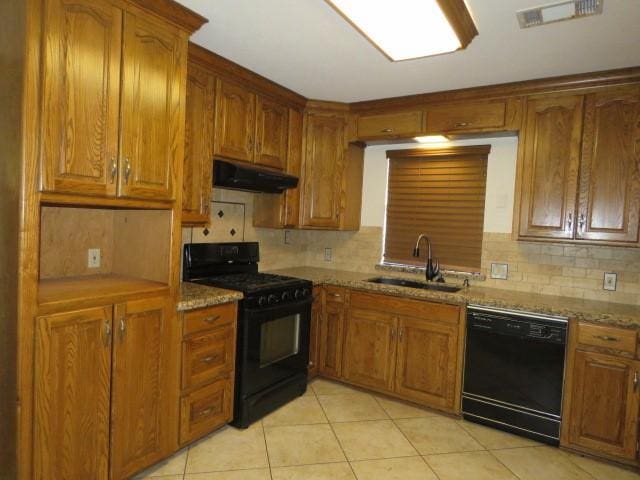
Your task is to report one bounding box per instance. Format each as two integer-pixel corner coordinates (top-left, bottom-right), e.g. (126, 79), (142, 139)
(391, 328), (396, 340)
(203, 315), (221, 324)
(328, 293), (341, 299)
(399, 328), (404, 342)
(579, 213), (586, 232)
(110, 158), (117, 184)
(256, 141), (262, 153)
(123, 157), (132, 184)
(594, 335), (619, 342)
(196, 407), (214, 418)
(635, 371), (638, 392)
(248, 137), (254, 152)
(454, 122), (471, 128)
(567, 213), (573, 231)
(119, 317), (126, 342)
(200, 355), (216, 364)
(103, 321), (112, 347)
(381, 128), (393, 133)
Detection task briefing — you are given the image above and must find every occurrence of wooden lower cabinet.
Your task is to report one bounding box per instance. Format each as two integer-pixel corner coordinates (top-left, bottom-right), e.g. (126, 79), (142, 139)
(562, 349), (640, 462)
(395, 316), (460, 411)
(180, 376), (233, 446)
(110, 296), (176, 479)
(34, 306), (113, 480)
(319, 291), (346, 378)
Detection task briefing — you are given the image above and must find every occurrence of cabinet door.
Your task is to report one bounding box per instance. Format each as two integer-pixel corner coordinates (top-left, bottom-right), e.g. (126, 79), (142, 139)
(214, 79), (256, 162)
(518, 95), (584, 239)
(319, 300), (345, 379)
(301, 114), (346, 228)
(255, 96), (288, 170)
(577, 86), (640, 244)
(34, 306), (112, 480)
(308, 290), (322, 378)
(40, 0), (122, 197)
(342, 308), (397, 392)
(183, 64), (215, 224)
(395, 316), (459, 412)
(564, 350), (639, 460)
(111, 296), (176, 479)
(119, 8), (184, 200)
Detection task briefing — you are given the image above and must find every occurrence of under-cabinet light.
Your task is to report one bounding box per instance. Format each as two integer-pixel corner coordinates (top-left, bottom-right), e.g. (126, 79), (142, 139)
(414, 135), (450, 143)
(326, 0), (477, 61)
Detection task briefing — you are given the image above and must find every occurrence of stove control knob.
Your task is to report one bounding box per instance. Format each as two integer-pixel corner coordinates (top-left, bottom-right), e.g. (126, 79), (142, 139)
(267, 294), (278, 305)
(258, 296), (267, 307)
(302, 288), (311, 297)
(294, 289), (302, 300)
(281, 291), (292, 302)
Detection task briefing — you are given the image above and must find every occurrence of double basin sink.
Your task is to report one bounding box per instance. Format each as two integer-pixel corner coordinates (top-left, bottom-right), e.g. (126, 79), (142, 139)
(366, 277), (462, 293)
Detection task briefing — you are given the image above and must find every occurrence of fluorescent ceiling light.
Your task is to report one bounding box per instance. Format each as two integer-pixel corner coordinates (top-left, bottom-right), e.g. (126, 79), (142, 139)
(414, 135), (450, 143)
(326, 0), (477, 61)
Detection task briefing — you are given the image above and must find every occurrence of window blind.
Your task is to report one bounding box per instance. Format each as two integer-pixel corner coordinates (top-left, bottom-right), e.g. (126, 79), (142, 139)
(383, 145), (490, 272)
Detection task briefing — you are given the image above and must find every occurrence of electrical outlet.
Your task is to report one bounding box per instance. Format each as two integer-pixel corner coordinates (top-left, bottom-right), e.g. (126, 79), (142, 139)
(284, 230), (291, 245)
(88, 248), (101, 268)
(490, 263), (508, 280)
(324, 247), (332, 262)
(603, 272), (617, 291)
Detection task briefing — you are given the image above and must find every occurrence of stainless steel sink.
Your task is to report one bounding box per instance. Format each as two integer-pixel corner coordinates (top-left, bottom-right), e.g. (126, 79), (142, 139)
(366, 277), (462, 293)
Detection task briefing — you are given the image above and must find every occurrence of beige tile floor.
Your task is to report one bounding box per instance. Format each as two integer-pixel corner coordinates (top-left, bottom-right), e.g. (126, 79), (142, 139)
(137, 378), (640, 480)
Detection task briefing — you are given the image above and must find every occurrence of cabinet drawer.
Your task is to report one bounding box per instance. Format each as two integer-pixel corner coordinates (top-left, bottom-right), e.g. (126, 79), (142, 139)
(357, 111), (424, 139)
(183, 302), (236, 337)
(182, 324), (236, 390)
(180, 377), (233, 446)
(426, 101), (507, 133)
(325, 286), (347, 303)
(577, 322), (637, 356)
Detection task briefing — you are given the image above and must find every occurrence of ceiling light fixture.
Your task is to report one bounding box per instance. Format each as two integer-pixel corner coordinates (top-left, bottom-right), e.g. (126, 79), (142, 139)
(325, 0), (478, 61)
(414, 135), (450, 143)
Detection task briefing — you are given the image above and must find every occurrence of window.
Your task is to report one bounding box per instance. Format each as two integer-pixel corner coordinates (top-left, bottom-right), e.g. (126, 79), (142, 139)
(383, 145), (490, 272)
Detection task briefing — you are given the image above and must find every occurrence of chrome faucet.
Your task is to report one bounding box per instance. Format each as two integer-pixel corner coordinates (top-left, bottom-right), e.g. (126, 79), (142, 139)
(413, 233), (440, 282)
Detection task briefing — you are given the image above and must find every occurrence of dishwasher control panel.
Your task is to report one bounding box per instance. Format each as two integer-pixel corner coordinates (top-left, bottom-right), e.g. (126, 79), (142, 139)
(467, 307), (567, 344)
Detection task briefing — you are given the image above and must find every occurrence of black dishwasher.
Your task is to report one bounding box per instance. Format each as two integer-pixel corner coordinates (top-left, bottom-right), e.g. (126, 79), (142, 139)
(462, 304), (568, 445)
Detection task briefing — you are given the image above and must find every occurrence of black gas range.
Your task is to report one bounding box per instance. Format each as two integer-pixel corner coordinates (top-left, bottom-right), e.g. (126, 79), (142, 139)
(183, 242), (312, 428)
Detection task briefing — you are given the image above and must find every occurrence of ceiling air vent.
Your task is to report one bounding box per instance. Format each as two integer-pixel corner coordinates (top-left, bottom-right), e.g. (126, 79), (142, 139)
(517, 0), (603, 28)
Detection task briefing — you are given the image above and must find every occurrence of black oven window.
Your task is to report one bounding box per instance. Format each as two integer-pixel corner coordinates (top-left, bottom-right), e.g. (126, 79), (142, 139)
(260, 313), (301, 367)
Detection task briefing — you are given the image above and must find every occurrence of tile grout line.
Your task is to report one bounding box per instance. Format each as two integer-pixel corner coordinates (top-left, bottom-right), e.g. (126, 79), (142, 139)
(486, 449), (527, 480)
(260, 421), (274, 480)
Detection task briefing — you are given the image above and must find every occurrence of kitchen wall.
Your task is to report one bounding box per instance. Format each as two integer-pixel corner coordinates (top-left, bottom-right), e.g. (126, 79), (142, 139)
(185, 134), (640, 305)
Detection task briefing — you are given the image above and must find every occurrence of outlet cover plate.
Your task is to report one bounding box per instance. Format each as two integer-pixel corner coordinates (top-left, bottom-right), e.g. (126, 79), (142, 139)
(324, 247), (332, 262)
(603, 272), (617, 291)
(88, 248), (101, 268)
(490, 263), (508, 280)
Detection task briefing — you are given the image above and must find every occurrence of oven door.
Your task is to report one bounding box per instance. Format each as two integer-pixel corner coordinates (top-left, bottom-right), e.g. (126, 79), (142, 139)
(239, 297), (311, 397)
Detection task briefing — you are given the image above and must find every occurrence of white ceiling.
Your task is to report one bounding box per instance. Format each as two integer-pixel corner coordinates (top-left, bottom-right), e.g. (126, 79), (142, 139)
(176, 0), (640, 103)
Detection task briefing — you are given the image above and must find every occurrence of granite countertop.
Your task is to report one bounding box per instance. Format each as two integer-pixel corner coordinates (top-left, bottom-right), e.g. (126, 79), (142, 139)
(267, 267), (640, 329)
(177, 282), (243, 312)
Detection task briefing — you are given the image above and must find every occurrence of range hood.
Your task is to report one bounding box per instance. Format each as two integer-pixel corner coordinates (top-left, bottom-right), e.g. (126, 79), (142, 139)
(213, 159), (298, 194)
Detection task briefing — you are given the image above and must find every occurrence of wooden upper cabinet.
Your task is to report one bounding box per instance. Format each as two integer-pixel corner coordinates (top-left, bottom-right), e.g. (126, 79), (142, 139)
(563, 350), (640, 461)
(214, 79), (256, 162)
(577, 86), (640, 245)
(33, 306), (112, 480)
(342, 307), (397, 392)
(518, 94), (584, 240)
(426, 99), (508, 133)
(255, 96), (289, 169)
(183, 64), (215, 224)
(357, 110), (424, 140)
(40, 0), (122, 197)
(110, 296), (175, 479)
(395, 314), (460, 413)
(301, 113), (346, 228)
(118, 9), (184, 201)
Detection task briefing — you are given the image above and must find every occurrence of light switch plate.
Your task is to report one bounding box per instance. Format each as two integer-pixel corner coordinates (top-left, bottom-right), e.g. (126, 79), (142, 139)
(324, 247), (332, 262)
(88, 248), (101, 268)
(603, 272), (617, 291)
(490, 263), (508, 280)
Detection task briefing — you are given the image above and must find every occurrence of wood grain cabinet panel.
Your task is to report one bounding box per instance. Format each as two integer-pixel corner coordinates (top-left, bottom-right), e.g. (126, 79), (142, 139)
(182, 64), (215, 225)
(40, 0), (122, 197)
(214, 78), (256, 162)
(110, 296), (175, 480)
(357, 110), (424, 139)
(426, 100), (507, 133)
(563, 350), (640, 461)
(319, 298), (346, 379)
(343, 307), (397, 392)
(395, 315), (460, 412)
(518, 94), (584, 239)
(577, 86), (640, 244)
(33, 306), (113, 480)
(180, 377), (233, 446)
(118, 9), (184, 201)
(255, 96), (288, 169)
(181, 322), (235, 390)
(301, 113), (346, 228)
(308, 288), (322, 378)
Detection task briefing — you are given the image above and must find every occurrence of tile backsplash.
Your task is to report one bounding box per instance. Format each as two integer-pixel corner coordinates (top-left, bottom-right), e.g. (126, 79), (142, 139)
(183, 189), (640, 306)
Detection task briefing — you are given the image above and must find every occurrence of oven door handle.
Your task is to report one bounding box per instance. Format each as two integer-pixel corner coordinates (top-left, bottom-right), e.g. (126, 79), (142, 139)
(244, 297), (312, 315)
